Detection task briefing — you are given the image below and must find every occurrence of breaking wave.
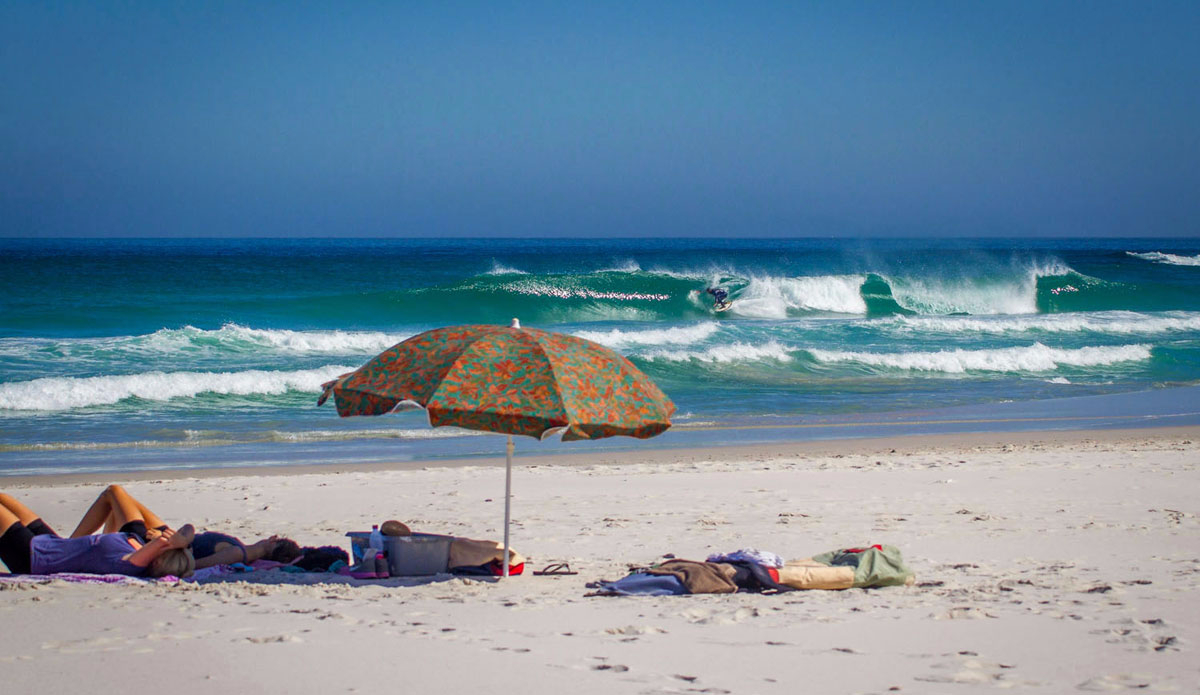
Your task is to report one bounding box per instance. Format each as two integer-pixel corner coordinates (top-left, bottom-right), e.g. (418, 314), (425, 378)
(0, 325), (404, 366)
(573, 323), (722, 350)
(808, 343), (1152, 374)
(1127, 251), (1200, 267)
(0, 365), (355, 411)
(874, 312), (1200, 336)
(727, 275), (868, 317)
(640, 341), (795, 363)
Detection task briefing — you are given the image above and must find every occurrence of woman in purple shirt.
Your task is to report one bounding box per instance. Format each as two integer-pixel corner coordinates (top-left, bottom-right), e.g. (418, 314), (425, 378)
(0, 486), (195, 578)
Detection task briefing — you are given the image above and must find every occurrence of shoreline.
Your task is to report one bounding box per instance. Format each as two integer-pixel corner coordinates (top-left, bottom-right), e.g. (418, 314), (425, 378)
(5, 423), (1197, 488)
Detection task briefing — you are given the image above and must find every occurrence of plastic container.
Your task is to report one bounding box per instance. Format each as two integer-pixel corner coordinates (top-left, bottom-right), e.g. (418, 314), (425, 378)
(369, 525), (384, 553)
(346, 532), (453, 576)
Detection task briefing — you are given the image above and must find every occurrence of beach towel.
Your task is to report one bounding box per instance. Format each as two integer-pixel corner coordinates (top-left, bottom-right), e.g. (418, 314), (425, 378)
(645, 560), (739, 594)
(588, 573), (688, 596)
(0, 572), (175, 585)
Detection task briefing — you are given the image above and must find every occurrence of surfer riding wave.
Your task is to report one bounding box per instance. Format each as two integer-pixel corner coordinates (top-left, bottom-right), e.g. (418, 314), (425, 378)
(706, 287), (732, 312)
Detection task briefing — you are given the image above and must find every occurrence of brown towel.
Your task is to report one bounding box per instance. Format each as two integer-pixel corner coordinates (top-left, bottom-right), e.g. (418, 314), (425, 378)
(646, 560), (739, 594)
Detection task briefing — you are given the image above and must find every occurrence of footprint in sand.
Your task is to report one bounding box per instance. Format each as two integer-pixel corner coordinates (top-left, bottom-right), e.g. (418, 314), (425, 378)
(933, 606), (998, 620)
(240, 634), (302, 644)
(603, 625), (667, 636)
(1077, 673), (1166, 691)
(916, 654), (1036, 687)
(1090, 618), (1179, 653)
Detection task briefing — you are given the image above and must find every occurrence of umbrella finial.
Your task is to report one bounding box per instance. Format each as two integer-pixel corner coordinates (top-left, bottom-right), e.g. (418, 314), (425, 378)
(510, 318), (521, 329)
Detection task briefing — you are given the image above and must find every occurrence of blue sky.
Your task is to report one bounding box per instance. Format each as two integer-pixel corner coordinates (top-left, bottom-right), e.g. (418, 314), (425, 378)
(2, 2), (1198, 238)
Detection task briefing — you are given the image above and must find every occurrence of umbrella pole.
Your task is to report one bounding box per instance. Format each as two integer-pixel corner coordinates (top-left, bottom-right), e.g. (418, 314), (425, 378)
(503, 434), (513, 577)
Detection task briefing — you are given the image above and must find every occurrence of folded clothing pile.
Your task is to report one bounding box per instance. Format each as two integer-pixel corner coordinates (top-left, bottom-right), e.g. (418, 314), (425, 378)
(588, 545), (914, 596)
(777, 545), (915, 590)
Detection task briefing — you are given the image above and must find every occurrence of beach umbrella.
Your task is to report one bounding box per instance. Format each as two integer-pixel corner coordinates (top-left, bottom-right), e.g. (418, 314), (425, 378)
(317, 319), (675, 576)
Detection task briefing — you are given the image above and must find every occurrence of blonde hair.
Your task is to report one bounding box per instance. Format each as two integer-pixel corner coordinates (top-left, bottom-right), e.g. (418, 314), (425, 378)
(149, 548), (195, 578)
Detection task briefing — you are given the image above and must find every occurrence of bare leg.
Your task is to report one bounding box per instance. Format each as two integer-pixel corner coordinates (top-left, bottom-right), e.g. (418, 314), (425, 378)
(131, 498), (168, 533)
(70, 485), (149, 538)
(0, 505), (17, 536)
(1, 493), (46, 535)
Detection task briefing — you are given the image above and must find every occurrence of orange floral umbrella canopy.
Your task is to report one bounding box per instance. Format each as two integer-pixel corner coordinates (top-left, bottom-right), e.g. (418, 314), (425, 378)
(318, 323), (675, 441)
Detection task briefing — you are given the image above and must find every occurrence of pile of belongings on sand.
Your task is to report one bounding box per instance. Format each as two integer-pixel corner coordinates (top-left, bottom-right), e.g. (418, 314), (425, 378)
(587, 545), (914, 596)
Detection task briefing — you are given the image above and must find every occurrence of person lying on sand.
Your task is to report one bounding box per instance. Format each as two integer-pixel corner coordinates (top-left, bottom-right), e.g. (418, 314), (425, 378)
(190, 531), (300, 570)
(71, 484), (300, 571)
(0, 487), (194, 578)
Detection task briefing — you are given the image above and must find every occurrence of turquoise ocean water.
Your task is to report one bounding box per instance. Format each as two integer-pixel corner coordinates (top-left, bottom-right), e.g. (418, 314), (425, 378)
(2, 238), (1200, 476)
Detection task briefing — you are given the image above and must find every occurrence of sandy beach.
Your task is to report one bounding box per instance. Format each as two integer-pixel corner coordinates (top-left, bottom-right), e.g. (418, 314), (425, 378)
(2, 426), (1198, 694)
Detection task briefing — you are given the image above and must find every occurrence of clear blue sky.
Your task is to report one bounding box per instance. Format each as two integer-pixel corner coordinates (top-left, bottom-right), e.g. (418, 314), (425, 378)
(2, 2), (1198, 238)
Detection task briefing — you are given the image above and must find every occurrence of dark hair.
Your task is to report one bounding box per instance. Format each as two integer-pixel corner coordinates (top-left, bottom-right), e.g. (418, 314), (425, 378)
(293, 546), (349, 572)
(268, 539), (302, 564)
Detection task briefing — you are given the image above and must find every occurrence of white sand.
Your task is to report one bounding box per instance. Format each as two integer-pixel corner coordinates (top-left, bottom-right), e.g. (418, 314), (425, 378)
(2, 427), (1198, 694)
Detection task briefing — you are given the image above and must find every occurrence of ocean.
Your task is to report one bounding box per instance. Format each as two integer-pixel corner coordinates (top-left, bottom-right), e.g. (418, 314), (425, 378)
(2, 237), (1199, 476)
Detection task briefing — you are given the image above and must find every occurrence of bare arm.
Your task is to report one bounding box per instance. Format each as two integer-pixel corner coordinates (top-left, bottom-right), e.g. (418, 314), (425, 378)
(125, 524), (194, 568)
(194, 541), (247, 570)
(193, 536), (283, 570)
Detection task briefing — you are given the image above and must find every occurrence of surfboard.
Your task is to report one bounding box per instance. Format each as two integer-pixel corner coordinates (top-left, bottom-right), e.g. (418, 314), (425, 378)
(713, 300), (733, 312)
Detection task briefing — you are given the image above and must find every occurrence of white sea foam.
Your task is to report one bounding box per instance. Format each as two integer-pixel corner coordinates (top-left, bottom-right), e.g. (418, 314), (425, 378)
(731, 275), (869, 317)
(1127, 251), (1200, 267)
(640, 340), (794, 363)
(201, 324), (406, 354)
(573, 322), (721, 350)
(0, 426), (488, 452)
(271, 427), (487, 442)
(808, 343), (1151, 373)
(600, 260), (643, 273)
(643, 266), (719, 281)
(0, 440), (224, 452)
(486, 261), (528, 274)
(0, 364), (356, 411)
(0, 325), (406, 362)
(877, 311), (1200, 336)
(502, 281), (670, 301)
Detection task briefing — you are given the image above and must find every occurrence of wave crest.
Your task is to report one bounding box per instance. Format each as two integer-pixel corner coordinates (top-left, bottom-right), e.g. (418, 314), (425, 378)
(0, 365), (355, 411)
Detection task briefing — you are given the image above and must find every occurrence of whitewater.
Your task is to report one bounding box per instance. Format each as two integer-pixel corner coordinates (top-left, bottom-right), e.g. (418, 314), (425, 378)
(2, 237), (1199, 474)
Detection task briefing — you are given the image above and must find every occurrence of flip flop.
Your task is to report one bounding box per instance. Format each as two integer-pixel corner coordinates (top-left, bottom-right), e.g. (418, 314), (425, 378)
(533, 562), (578, 576)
